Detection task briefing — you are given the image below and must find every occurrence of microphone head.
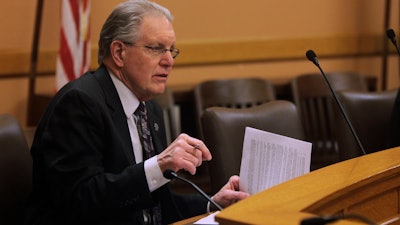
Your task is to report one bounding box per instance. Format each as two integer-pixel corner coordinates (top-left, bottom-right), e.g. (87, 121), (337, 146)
(163, 169), (177, 180)
(386, 28), (396, 39)
(306, 50), (317, 62)
(306, 49), (319, 66)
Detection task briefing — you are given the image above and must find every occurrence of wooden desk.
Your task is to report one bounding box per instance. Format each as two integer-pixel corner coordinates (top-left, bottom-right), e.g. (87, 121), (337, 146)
(215, 147), (400, 225)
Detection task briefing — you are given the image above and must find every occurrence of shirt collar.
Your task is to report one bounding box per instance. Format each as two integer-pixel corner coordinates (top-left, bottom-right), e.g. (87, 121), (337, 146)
(109, 71), (140, 119)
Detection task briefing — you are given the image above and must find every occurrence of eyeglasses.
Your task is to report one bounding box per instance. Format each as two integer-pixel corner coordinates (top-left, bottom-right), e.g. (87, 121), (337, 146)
(123, 42), (180, 59)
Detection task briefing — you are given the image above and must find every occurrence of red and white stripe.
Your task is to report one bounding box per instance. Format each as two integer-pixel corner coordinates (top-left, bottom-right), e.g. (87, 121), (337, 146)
(56, 0), (91, 90)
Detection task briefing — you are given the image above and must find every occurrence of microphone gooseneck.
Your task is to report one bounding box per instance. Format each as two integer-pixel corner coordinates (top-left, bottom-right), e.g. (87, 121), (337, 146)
(305, 50), (367, 156)
(163, 169), (223, 211)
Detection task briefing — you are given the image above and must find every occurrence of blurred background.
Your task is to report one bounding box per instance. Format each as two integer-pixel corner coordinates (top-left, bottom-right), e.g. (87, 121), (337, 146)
(0, 0), (399, 129)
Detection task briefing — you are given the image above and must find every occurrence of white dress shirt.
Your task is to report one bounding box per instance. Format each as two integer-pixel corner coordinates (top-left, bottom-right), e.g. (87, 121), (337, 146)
(109, 72), (169, 192)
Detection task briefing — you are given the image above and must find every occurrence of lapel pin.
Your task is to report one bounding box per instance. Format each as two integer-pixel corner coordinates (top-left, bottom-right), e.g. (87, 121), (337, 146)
(154, 123), (159, 131)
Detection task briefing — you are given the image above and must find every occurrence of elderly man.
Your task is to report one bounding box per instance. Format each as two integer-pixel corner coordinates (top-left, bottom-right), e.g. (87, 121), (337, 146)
(22, 1), (249, 225)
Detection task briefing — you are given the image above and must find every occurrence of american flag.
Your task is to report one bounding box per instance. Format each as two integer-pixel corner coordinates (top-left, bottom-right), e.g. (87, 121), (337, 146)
(56, 0), (91, 90)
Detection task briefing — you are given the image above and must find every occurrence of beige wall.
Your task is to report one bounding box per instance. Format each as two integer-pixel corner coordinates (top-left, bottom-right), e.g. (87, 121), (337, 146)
(1, 0), (399, 126)
(1, 1), (395, 50)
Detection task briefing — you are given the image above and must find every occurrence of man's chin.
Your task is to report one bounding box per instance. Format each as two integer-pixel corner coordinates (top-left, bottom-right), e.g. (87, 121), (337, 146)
(149, 85), (167, 98)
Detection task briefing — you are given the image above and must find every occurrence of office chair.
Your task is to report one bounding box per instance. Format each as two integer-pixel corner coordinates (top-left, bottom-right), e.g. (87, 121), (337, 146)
(0, 114), (32, 225)
(192, 78), (276, 192)
(201, 100), (304, 194)
(290, 72), (368, 170)
(335, 89), (397, 161)
(194, 77), (276, 140)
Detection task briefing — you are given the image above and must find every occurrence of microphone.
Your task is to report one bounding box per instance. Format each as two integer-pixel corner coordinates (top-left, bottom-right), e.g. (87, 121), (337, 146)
(305, 50), (367, 156)
(300, 216), (337, 225)
(386, 28), (400, 83)
(386, 28), (400, 148)
(163, 169), (223, 211)
(301, 214), (377, 225)
(386, 28), (400, 56)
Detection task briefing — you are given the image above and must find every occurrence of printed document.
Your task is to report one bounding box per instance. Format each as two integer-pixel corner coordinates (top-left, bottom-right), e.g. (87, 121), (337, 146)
(239, 127), (312, 195)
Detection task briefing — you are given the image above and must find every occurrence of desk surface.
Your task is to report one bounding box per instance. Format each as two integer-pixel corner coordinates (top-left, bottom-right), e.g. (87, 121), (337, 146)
(215, 147), (400, 225)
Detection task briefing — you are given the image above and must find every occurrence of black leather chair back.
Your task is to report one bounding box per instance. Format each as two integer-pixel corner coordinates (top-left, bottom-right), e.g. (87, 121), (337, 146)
(194, 78), (276, 140)
(336, 89), (397, 160)
(201, 100), (304, 194)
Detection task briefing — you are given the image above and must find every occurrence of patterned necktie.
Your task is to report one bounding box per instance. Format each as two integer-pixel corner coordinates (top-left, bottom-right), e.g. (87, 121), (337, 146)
(136, 102), (156, 159)
(135, 102), (162, 225)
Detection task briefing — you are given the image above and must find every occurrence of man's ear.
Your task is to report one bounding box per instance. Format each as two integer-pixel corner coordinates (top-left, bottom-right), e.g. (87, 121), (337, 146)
(110, 40), (125, 67)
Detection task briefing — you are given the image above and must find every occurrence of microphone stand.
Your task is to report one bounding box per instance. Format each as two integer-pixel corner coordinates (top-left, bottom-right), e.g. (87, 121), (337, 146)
(385, 28), (400, 148)
(306, 50), (367, 156)
(164, 170), (223, 211)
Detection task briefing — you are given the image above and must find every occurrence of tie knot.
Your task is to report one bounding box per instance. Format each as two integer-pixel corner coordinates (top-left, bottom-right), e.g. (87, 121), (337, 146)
(135, 102), (146, 116)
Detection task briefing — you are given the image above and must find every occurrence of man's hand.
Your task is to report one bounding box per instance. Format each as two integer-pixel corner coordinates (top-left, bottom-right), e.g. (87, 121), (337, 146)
(211, 175), (250, 210)
(157, 133), (212, 175)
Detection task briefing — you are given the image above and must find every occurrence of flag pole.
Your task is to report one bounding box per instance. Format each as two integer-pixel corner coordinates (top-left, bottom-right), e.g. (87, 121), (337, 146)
(27, 0), (44, 126)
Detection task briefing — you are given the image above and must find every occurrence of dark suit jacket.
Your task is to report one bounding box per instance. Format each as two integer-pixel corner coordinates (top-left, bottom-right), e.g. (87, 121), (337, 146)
(22, 65), (207, 225)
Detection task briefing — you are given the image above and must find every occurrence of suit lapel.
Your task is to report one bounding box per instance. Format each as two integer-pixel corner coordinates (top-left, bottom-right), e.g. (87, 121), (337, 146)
(93, 65), (136, 164)
(93, 65), (168, 162)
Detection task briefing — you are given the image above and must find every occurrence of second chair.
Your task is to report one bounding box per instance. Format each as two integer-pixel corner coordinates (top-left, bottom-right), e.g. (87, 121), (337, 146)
(290, 72), (369, 170)
(335, 89), (398, 161)
(201, 100), (304, 194)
